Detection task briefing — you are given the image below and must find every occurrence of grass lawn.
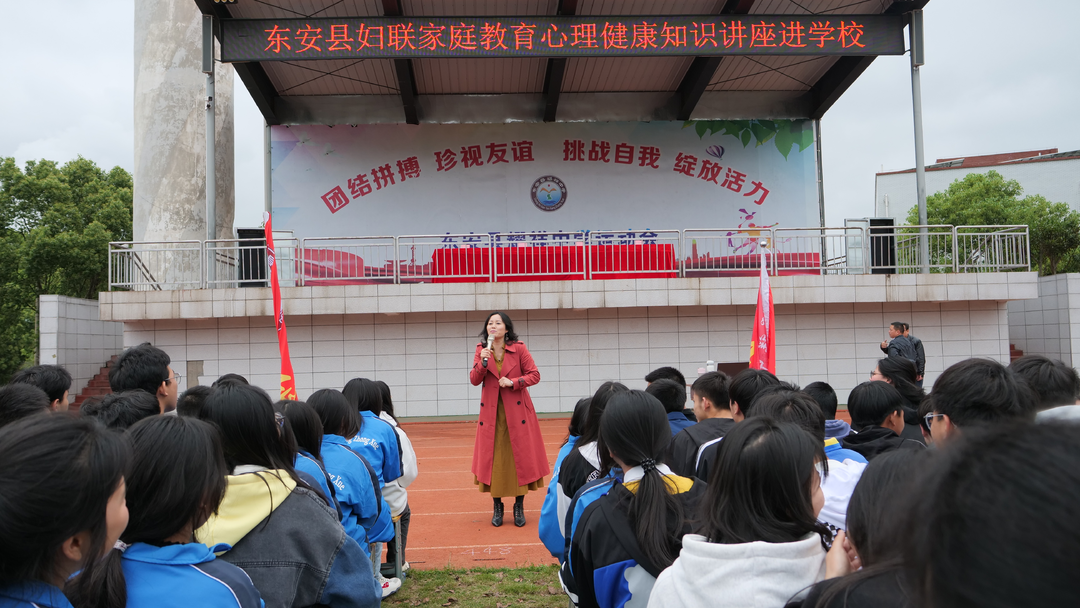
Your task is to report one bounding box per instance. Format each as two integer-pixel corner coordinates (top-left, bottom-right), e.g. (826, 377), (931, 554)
(384, 564), (567, 608)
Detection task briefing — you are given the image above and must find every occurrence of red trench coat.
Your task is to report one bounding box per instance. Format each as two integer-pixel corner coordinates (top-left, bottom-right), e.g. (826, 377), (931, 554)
(469, 341), (550, 487)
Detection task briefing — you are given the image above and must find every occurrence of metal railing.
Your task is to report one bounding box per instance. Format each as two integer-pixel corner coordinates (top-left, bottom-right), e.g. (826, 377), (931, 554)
(107, 225), (1030, 290)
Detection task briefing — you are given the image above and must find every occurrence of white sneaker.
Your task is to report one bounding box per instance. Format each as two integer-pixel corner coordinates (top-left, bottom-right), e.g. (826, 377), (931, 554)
(400, 561), (410, 574)
(378, 575), (402, 598)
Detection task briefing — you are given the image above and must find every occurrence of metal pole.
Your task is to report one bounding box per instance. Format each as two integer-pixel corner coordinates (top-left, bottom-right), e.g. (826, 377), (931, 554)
(814, 120), (829, 271)
(202, 15), (217, 283)
(909, 10), (929, 274)
(264, 121), (272, 216)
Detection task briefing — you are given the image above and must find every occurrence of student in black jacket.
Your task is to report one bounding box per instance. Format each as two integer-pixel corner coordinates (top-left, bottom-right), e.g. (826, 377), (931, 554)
(841, 382), (924, 460)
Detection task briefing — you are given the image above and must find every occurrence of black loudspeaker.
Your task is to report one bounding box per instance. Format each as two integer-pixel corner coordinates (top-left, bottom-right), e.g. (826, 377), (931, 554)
(869, 218), (896, 275)
(236, 228), (267, 287)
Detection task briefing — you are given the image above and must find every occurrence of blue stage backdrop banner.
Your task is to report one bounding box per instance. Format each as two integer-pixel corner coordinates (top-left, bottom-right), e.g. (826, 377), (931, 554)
(270, 120), (819, 241)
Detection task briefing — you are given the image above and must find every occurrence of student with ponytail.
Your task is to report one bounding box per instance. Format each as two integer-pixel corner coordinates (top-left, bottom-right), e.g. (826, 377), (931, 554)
(0, 415), (129, 608)
(274, 399), (342, 518)
(566, 390), (706, 608)
(196, 383), (379, 608)
(92, 416), (262, 608)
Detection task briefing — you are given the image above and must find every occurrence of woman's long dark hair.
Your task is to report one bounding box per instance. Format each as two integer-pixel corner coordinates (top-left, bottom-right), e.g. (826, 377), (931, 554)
(85, 416), (229, 608)
(478, 311), (519, 345)
(0, 415), (130, 607)
(343, 377), (383, 417)
(576, 382), (630, 449)
(698, 417), (831, 548)
(877, 357), (926, 410)
(562, 397), (591, 446)
(308, 389), (361, 438)
(275, 400), (324, 460)
(597, 390), (686, 570)
(199, 383), (306, 485)
(375, 381), (397, 423)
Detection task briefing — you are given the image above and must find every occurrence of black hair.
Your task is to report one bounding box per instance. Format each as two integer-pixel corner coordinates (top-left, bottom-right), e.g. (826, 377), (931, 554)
(876, 357), (926, 409)
(576, 381), (630, 448)
(597, 390), (687, 570)
(925, 358), (1035, 429)
(698, 417), (830, 548)
(907, 423), (1080, 607)
(0, 383), (51, 429)
(199, 383), (303, 477)
(1009, 354), (1080, 411)
(645, 366), (686, 388)
(847, 381), (905, 431)
(108, 343), (171, 396)
(564, 397), (591, 445)
(177, 385), (212, 418)
(0, 415), (129, 600)
(689, 371), (731, 412)
(729, 368), (780, 415)
(308, 388), (361, 438)
(477, 311), (519, 345)
(212, 373), (250, 387)
(816, 449), (929, 607)
(747, 390), (826, 443)
(343, 377), (383, 416)
(645, 378), (687, 414)
(87, 416), (228, 608)
(275, 400), (324, 459)
(803, 381), (838, 420)
(10, 365), (72, 404)
(890, 321), (906, 332)
(375, 381), (397, 422)
(80, 390), (161, 430)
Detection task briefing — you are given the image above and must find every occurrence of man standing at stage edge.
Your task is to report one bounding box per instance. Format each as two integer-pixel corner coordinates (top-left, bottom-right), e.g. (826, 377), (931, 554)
(902, 323), (926, 387)
(880, 321), (917, 366)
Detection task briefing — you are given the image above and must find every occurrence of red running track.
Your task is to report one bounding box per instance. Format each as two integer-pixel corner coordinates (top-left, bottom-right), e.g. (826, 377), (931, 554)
(398, 410), (853, 570)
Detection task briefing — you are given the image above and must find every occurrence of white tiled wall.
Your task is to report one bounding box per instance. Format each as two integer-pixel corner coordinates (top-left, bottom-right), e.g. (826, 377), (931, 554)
(123, 300), (1010, 414)
(1008, 273), (1080, 366)
(39, 295), (125, 395)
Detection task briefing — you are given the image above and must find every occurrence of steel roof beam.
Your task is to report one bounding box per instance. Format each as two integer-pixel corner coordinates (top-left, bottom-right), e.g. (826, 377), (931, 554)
(382, 0), (419, 124)
(542, 0), (577, 122)
(674, 0), (755, 121)
(807, 0), (930, 119)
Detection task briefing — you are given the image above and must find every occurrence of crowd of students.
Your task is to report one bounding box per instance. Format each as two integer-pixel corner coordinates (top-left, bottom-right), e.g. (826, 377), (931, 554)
(4, 339), (1080, 608)
(0, 343), (416, 608)
(542, 354), (1080, 608)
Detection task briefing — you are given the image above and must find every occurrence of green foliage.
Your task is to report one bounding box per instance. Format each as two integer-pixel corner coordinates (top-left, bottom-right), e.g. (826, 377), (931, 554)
(684, 119), (815, 159)
(0, 156), (132, 382)
(904, 170), (1080, 276)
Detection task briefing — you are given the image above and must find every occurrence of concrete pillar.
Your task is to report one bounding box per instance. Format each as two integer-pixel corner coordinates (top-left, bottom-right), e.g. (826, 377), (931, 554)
(134, 0), (234, 244)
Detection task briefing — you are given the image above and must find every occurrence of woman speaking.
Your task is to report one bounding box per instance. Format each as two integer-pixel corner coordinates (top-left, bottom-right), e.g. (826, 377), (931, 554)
(470, 311), (549, 528)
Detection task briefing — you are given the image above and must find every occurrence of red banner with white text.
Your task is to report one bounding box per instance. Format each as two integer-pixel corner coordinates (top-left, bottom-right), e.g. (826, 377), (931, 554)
(264, 212), (299, 401)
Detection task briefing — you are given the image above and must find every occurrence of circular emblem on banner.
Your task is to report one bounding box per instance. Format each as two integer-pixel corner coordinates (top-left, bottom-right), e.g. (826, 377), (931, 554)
(531, 176), (567, 212)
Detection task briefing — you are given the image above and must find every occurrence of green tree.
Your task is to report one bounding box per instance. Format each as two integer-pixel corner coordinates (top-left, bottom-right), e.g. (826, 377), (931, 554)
(905, 170), (1080, 276)
(0, 156), (132, 382)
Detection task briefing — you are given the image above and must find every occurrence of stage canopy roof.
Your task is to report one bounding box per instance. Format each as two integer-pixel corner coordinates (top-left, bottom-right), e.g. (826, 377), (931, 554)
(195, 0), (929, 125)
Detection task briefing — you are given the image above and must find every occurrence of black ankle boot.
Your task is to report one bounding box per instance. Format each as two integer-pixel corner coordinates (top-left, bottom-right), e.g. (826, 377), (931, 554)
(513, 501), (526, 527)
(492, 501), (504, 527)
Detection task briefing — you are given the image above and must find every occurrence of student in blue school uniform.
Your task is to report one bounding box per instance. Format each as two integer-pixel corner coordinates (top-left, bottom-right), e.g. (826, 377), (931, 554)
(275, 399), (342, 519)
(563, 390), (706, 608)
(539, 397), (591, 558)
(0, 415), (130, 608)
(91, 415), (263, 608)
(308, 389), (401, 599)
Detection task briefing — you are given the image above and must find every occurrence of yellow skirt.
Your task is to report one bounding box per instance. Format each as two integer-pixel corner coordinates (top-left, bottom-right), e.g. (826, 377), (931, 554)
(475, 400), (545, 498)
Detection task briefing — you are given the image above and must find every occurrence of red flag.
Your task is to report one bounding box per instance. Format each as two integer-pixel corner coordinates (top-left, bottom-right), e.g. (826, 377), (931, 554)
(264, 212), (299, 401)
(750, 247), (775, 373)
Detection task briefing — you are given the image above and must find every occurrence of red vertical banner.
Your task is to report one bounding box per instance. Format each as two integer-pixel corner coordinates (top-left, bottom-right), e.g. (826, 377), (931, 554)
(264, 212), (299, 400)
(750, 247), (775, 373)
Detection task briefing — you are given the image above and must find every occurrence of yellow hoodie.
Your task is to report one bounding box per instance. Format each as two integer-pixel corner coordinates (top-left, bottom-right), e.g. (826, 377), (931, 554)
(196, 467), (297, 548)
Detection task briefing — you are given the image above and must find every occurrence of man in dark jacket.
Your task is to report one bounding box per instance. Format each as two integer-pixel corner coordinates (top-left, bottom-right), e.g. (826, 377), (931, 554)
(879, 322), (917, 363)
(904, 323), (926, 387)
(842, 381), (924, 460)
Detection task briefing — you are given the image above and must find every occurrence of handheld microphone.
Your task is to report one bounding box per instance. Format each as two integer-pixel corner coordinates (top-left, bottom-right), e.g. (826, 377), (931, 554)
(482, 335), (493, 368)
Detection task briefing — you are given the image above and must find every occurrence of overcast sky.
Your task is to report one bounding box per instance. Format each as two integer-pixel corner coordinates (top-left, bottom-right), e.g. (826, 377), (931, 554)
(1, 0), (1077, 230)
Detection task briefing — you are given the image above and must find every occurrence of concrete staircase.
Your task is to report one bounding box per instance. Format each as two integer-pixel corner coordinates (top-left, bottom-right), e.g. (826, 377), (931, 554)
(72, 356), (117, 412)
